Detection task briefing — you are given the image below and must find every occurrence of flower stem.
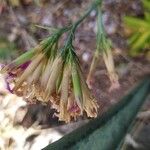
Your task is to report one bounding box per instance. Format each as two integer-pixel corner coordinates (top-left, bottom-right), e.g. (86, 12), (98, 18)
(64, 0), (102, 47)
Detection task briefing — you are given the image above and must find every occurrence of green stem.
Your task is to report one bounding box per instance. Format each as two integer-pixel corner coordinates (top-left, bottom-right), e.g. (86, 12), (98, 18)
(66, 0), (102, 45)
(97, 6), (105, 37)
(75, 0), (102, 29)
(96, 6), (112, 55)
(72, 3), (97, 32)
(59, 0), (103, 59)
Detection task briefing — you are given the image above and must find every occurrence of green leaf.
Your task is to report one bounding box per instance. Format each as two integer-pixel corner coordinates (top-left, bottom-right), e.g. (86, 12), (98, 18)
(143, 0), (150, 11)
(128, 33), (141, 45)
(124, 5), (150, 56)
(130, 31), (150, 55)
(43, 77), (150, 150)
(145, 12), (150, 22)
(124, 16), (149, 31)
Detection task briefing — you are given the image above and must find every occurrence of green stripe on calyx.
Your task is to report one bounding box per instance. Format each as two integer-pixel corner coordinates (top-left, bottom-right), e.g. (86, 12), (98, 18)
(72, 61), (83, 112)
(12, 48), (35, 66)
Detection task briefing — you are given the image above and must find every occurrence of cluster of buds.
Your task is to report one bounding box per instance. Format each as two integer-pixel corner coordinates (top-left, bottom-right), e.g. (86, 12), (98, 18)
(1, 34), (98, 123)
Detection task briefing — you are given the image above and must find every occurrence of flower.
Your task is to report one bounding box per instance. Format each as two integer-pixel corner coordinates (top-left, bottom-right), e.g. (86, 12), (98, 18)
(1, 36), (98, 123)
(1, 36), (58, 102)
(54, 48), (98, 122)
(87, 8), (119, 91)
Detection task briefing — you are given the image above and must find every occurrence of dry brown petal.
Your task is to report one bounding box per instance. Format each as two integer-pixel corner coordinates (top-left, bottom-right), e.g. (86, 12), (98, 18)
(13, 53), (44, 91)
(44, 56), (63, 101)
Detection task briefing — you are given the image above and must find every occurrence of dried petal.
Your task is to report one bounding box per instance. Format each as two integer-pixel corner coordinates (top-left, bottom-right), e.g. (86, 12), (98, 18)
(44, 56), (63, 101)
(59, 64), (71, 122)
(13, 53), (44, 91)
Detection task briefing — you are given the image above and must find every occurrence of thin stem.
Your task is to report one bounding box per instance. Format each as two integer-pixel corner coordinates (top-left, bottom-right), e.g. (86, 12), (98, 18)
(44, 0), (103, 57)
(66, 0), (102, 45)
(72, 3), (96, 32)
(59, 0), (103, 59)
(97, 6), (105, 36)
(74, 0), (102, 29)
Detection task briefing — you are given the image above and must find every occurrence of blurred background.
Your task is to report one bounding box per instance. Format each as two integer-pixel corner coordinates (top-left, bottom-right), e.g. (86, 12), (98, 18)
(0, 0), (150, 150)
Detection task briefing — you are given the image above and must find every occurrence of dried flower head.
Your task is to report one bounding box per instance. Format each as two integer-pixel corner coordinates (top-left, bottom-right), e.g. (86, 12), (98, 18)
(54, 49), (98, 122)
(1, 37), (98, 122)
(43, 45), (99, 122)
(87, 8), (119, 91)
(1, 35), (58, 102)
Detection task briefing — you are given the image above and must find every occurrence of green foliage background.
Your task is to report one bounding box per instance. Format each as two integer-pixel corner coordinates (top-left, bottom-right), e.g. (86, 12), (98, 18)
(124, 0), (150, 56)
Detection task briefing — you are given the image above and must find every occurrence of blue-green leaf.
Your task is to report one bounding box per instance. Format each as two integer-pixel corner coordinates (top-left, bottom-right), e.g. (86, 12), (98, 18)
(43, 77), (150, 150)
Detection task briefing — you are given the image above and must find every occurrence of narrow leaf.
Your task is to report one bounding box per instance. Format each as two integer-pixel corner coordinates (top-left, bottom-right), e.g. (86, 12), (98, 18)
(124, 16), (149, 30)
(131, 32), (150, 52)
(43, 77), (150, 150)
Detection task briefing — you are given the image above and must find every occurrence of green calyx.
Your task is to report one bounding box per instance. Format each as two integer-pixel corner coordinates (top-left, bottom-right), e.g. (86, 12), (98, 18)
(72, 62), (83, 111)
(61, 42), (83, 110)
(12, 48), (35, 67)
(42, 27), (69, 59)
